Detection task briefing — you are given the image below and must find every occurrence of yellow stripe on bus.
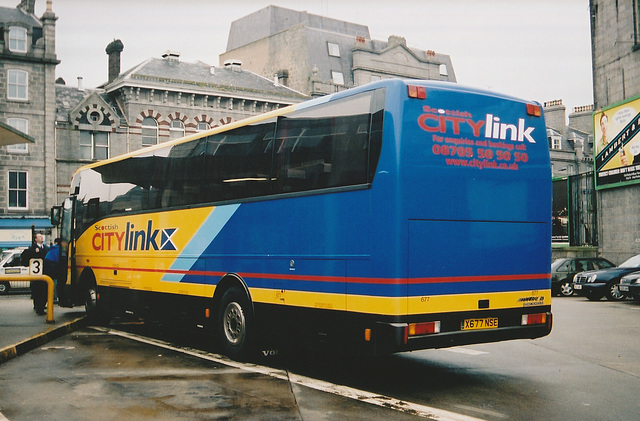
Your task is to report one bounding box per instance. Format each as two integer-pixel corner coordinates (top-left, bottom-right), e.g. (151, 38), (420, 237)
(250, 288), (551, 316)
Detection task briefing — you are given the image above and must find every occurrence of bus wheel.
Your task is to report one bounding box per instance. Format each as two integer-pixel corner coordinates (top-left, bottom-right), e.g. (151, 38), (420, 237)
(84, 280), (110, 325)
(217, 287), (254, 360)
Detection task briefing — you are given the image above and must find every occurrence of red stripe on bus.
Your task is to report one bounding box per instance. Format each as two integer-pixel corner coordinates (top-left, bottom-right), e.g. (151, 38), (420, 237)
(77, 265), (549, 285)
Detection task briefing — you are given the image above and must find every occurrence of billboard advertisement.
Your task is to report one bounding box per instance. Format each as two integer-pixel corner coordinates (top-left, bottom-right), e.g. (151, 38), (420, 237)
(594, 95), (640, 189)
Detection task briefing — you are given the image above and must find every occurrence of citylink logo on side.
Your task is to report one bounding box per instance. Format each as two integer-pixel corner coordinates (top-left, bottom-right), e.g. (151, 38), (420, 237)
(92, 221), (178, 251)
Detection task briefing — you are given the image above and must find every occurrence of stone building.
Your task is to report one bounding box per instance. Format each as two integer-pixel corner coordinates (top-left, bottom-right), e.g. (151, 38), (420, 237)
(544, 100), (598, 254)
(220, 5), (456, 97)
(590, 0), (640, 263)
(544, 100), (595, 178)
(54, 41), (307, 204)
(0, 0), (58, 247)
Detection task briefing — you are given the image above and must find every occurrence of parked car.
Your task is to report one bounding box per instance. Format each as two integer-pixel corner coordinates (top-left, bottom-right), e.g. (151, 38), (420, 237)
(572, 253), (640, 301)
(0, 248), (29, 294)
(616, 271), (640, 301)
(551, 257), (615, 296)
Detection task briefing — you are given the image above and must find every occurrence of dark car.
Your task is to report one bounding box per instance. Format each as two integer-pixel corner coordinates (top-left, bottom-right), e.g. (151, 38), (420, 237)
(551, 257), (615, 296)
(572, 253), (640, 301)
(616, 271), (640, 301)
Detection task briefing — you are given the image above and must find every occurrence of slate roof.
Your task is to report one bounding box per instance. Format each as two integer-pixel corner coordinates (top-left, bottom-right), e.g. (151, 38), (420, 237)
(0, 6), (41, 27)
(104, 57), (307, 102)
(55, 84), (125, 125)
(55, 84), (89, 123)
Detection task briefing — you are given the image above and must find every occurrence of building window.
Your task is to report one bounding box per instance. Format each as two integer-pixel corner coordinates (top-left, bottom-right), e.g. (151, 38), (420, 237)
(7, 69), (28, 100)
(327, 42), (340, 57)
(6, 118), (28, 153)
(331, 71), (345, 85)
(551, 136), (562, 150)
(169, 119), (185, 139)
(141, 117), (158, 146)
(197, 121), (210, 132)
(8, 170), (27, 209)
(88, 110), (103, 124)
(8, 27), (27, 53)
(439, 64), (448, 77)
(80, 131), (109, 160)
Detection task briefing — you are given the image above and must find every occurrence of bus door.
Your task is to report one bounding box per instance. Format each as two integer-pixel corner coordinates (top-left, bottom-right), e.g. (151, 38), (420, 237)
(53, 196), (77, 306)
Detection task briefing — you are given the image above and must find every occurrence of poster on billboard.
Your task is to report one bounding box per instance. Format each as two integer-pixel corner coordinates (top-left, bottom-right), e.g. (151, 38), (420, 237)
(594, 95), (640, 189)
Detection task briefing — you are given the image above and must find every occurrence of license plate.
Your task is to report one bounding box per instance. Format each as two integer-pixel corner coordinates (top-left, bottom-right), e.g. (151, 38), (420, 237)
(619, 285), (629, 292)
(574, 284), (582, 290)
(462, 317), (498, 330)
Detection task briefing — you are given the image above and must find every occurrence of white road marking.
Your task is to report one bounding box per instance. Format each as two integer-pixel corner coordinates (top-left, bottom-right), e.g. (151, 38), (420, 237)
(445, 348), (488, 356)
(93, 327), (485, 421)
(0, 412), (9, 421)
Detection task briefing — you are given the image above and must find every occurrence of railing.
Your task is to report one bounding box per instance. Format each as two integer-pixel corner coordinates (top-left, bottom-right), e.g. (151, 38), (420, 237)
(0, 275), (55, 323)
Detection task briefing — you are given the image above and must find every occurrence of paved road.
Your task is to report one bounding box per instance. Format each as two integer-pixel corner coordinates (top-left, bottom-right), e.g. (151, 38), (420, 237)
(1, 296), (639, 420)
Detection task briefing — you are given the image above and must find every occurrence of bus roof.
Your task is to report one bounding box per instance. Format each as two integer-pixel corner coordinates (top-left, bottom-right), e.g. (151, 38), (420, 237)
(73, 79), (538, 177)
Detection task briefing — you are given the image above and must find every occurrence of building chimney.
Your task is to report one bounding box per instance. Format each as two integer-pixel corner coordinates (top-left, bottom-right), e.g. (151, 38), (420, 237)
(77, 76), (84, 90)
(161, 51), (180, 62)
(224, 59), (243, 72)
(18, 0), (36, 14)
(105, 39), (124, 84)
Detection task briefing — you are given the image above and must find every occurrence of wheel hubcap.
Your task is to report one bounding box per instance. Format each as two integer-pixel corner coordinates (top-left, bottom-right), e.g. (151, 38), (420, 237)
(223, 302), (245, 345)
(560, 283), (573, 296)
(611, 285), (623, 299)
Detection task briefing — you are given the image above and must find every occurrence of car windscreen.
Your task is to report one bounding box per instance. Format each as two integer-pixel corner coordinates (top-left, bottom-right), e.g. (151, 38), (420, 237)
(619, 254), (640, 268)
(551, 259), (568, 271)
(596, 259), (615, 269)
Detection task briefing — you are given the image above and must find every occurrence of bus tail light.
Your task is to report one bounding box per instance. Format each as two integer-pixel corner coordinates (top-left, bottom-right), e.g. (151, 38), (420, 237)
(407, 85), (426, 99)
(404, 321), (441, 343)
(521, 312), (547, 326)
(526, 103), (542, 117)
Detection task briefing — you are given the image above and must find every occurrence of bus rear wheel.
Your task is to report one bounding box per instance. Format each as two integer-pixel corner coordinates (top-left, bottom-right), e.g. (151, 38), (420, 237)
(217, 287), (254, 360)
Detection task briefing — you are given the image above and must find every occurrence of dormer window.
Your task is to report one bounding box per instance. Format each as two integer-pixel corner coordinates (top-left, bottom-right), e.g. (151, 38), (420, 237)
(327, 42), (340, 57)
(8, 27), (27, 53)
(331, 70), (344, 86)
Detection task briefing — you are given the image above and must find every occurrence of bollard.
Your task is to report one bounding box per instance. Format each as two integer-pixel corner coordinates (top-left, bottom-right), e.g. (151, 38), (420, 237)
(0, 274), (55, 323)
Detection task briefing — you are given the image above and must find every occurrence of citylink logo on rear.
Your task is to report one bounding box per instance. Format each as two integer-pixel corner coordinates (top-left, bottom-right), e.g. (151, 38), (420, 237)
(92, 221), (178, 251)
(418, 106), (536, 143)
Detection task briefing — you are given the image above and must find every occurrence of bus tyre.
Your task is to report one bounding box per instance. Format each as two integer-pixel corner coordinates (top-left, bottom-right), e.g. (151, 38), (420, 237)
(217, 287), (254, 360)
(84, 281), (110, 325)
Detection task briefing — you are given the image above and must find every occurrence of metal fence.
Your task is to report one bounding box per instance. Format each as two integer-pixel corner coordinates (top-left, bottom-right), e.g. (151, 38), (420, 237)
(567, 172), (597, 246)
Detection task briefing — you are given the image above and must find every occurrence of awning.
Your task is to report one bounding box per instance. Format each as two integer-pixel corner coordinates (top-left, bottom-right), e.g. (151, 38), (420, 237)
(0, 217), (52, 229)
(0, 121), (35, 146)
(0, 217), (53, 249)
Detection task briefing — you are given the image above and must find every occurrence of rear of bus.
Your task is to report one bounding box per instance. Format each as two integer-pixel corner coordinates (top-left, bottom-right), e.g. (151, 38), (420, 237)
(371, 80), (552, 353)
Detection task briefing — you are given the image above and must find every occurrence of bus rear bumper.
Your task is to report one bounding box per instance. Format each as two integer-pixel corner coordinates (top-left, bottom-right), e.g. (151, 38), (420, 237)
(374, 312), (552, 355)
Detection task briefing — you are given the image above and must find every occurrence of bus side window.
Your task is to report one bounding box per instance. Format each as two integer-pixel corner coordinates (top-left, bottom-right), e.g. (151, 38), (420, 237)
(87, 197), (100, 220)
(201, 121), (276, 203)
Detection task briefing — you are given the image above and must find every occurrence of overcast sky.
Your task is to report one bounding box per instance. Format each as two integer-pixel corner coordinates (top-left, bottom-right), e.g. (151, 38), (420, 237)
(3, 0), (593, 113)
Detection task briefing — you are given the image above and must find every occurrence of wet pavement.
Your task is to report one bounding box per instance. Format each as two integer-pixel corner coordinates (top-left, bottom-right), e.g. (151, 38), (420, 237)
(1, 295), (466, 420)
(0, 294), (86, 363)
